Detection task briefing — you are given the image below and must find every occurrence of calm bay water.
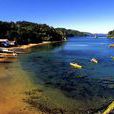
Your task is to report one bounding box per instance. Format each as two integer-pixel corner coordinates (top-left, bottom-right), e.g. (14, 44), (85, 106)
(19, 37), (114, 113)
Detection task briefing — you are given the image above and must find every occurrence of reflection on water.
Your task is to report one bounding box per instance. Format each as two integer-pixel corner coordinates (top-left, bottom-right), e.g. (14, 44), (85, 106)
(19, 37), (114, 113)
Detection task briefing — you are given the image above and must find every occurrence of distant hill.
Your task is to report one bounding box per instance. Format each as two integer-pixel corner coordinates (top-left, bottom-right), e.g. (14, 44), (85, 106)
(95, 34), (107, 37)
(0, 21), (67, 45)
(56, 28), (88, 37)
(86, 33), (107, 38)
(0, 21), (91, 45)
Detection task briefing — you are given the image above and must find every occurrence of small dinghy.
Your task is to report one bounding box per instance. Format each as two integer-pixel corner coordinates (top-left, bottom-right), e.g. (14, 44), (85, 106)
(0, 52), (17, 58)
(70, 63), (82, 69)
(0, 58), (12, 63)
(91, 58), (98, 64)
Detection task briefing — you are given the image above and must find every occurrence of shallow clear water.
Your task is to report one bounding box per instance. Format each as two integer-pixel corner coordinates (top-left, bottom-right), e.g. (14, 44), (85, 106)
(20, 37), (114, 80)
(19, 37), (114, 113)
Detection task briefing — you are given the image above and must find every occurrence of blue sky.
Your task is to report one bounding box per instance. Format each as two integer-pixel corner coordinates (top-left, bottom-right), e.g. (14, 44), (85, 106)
(0, 0), (114, 33)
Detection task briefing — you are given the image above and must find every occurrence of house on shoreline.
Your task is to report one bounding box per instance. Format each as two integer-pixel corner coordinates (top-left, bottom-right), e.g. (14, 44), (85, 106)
(0, 39), (16, 47)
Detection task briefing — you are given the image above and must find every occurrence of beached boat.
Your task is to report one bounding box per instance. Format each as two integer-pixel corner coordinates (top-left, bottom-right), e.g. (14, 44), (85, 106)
(0, 48), (13, 53)
(0, 52), (17, 58)
(0, 58), (12, 63)
(0, 58), (6, 62)
(70, 63), (82, 69)
(91, 58), (98, 63)
(0, 48), (17, 57)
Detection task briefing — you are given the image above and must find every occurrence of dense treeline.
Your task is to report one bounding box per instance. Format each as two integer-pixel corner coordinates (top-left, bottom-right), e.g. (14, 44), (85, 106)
(0, 21), (87, 45)
(108, 30), (114, 38)
(0, 21), (66, 45)
(56, 28), (87, 37)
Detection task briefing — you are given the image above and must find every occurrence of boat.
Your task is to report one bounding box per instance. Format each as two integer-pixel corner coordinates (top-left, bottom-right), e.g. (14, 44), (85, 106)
(0, 48), (17, 57)
(0, 58), (12, 63)
(91, 58), (98, 63)
(0, 58), (6, 62)
(0, 52), (17, 58)
(70, 63), (82, 69)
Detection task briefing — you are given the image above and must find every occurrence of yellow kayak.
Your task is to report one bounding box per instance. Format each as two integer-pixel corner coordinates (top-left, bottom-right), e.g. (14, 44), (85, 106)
(70, 63), (82, 69)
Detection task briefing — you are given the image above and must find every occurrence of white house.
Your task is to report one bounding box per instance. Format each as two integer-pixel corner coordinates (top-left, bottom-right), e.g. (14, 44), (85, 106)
(0, 39), (10, 47)
(0, 39), (16, 47)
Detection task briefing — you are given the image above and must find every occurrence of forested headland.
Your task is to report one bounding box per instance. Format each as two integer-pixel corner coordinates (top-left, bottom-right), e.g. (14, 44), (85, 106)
(56, 28), (87, 37)
(0, 21), (87, 45)
(108, 30), (114, 38)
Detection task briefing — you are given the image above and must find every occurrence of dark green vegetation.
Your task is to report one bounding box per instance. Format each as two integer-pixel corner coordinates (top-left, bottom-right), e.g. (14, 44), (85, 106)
(108, 30), (114, 38)
(0, 21), (66, 45)
(56, 28), (87, 37)
(0, 21), (87, 45)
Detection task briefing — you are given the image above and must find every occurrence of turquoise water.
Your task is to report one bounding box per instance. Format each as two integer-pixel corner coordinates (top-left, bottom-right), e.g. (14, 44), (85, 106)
(19, 37), (114, 113)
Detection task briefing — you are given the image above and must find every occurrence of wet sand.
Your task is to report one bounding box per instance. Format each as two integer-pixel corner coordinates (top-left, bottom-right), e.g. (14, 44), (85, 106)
(0, 61), (42, 114)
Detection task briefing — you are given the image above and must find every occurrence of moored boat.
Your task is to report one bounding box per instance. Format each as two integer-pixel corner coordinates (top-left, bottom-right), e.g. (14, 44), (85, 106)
(0, 58), (12, 63)
(0, 48), (13, 53)
(0, 52), (17, 58)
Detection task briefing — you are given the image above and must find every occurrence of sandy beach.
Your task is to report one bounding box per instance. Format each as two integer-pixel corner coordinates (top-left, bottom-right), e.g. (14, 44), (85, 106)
(0, 62), (44, 114)
(0, 41), (63, 114)
(0, 41), (58, 114)
(19, 42), (52, 49)
(4, 41), (63, 53)
(19, 41), (63, 49)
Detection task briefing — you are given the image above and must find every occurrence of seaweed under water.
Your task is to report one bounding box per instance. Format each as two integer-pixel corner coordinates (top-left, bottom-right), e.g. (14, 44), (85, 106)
(20, 37), (114, 114)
